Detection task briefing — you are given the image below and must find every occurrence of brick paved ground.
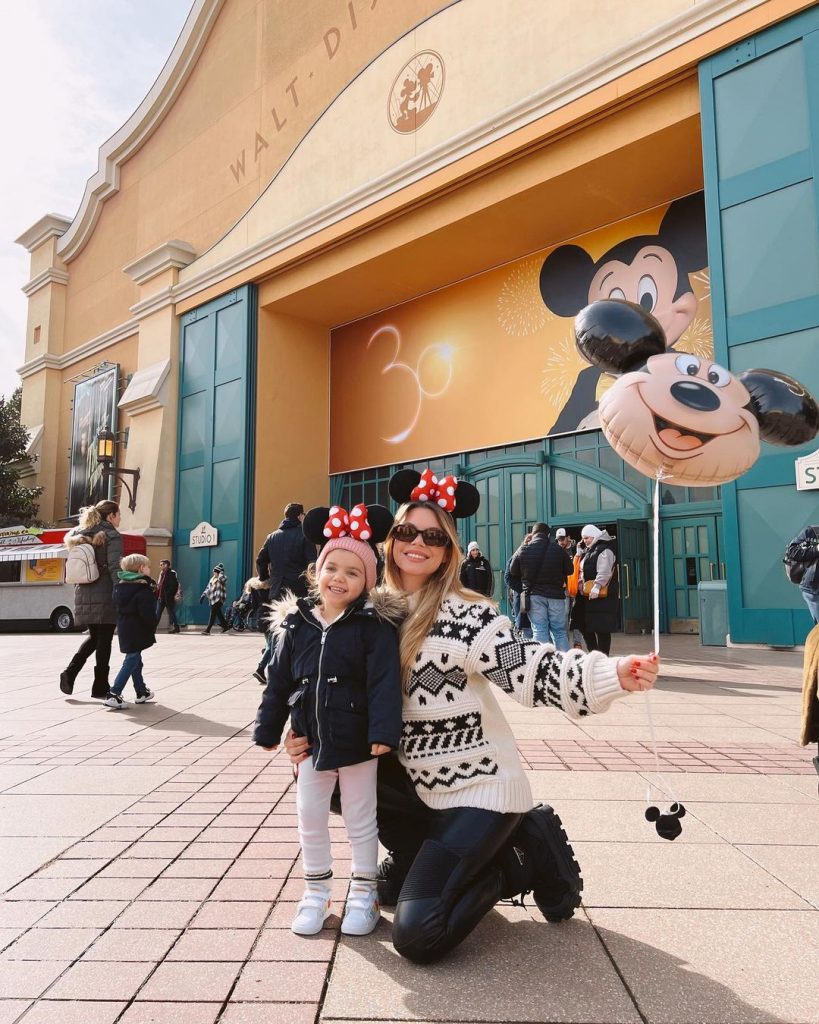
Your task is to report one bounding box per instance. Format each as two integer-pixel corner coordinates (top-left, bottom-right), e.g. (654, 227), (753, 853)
(0, 629), (816, 1023)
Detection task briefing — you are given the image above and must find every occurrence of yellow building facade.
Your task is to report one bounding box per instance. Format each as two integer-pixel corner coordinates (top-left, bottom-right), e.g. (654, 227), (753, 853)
(17, 0), (819, 640)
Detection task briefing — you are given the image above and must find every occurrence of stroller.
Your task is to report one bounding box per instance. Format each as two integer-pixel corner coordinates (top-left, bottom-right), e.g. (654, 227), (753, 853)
(226, 576), (269, 632)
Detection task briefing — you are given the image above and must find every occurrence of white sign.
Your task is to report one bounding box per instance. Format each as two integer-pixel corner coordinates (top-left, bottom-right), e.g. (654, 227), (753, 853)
(0, 526), (38, 547)
(189, 522), (219, 547)
(795, 449), (819, 491)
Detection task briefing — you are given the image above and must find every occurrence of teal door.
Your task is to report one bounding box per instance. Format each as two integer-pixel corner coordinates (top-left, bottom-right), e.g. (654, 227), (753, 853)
(173, 287), (257, 626)
(468, 465), (544, 612)
(661, 515), (722, 633)
(617, 519), (651, 634)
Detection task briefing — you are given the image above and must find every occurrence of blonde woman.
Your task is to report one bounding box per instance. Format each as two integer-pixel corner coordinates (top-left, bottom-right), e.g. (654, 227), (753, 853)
(60, 500), (122, 698)
(286, 470), (658, 963)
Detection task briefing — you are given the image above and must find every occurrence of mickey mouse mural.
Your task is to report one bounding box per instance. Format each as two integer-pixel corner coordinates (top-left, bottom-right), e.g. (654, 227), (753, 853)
(540, 193), (708, 434)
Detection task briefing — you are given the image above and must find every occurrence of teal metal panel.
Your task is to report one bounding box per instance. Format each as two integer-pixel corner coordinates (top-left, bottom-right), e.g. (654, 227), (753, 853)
(173, 286), (256, 626)
(700, 9), (819, 646)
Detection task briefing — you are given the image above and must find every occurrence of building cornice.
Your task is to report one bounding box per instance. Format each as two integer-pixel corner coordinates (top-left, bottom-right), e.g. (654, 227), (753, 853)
(129, 286), (176, 320)
(56, 0), (225, 263)
(22, 268), (70, 297)
(123, 240), (196, 286)
(17, 319), (138, 378)
(15, 214), (72, 252)
(174, 0), (770, 304)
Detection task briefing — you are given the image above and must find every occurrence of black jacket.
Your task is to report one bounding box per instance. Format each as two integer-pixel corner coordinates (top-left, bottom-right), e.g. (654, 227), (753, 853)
(113, 576), (157, 654)
(156, 568), (179, 601)
(460, 554), (494, 596)
(253, 595), (403, 771)
(789, 526), (819, 594)
(510, 534), (573, 599)
(256, 519), (316, 599)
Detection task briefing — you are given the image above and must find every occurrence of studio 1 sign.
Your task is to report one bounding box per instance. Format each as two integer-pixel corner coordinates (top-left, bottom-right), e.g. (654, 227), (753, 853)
(190, 522), (219, 547)
(795, 449), (819, 491)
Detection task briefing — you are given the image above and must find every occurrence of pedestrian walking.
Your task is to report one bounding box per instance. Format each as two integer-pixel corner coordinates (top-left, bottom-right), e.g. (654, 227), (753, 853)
(59, 500), (123, 699)
(459, 540), (494, 596)
(201, 563), (229, 634)
(254, 503), (401, 936)
(155, 558), (180, 633)
(784, 524), (819, 625)
(254, 502), (317, 680)
(508, 522), (573, 650)
(104, 553), (157, 709)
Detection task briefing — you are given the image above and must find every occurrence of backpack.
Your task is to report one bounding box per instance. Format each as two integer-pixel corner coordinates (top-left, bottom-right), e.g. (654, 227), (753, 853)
(783, 528), (818, 586)
(65, 543), (100, 585)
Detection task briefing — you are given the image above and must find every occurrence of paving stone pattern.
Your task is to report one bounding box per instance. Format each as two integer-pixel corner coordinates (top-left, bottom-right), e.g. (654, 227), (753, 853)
(0, 630), (816, 1023)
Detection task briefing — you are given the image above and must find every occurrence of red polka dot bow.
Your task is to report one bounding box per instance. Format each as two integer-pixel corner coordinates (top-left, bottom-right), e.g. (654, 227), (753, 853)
(323, 504), (373, 541)
(409, 469), (458, 512)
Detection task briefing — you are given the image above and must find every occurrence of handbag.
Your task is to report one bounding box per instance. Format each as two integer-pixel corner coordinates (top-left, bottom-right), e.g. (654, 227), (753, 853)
(519, 587), (531, 614)
(582, 580), (608, 598)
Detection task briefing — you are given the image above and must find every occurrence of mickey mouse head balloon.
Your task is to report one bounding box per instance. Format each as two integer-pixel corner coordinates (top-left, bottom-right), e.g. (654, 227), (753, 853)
(575, 299), (819, 486)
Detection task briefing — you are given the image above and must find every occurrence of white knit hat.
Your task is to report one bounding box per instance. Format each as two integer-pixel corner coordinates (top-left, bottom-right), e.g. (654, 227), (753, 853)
(581, 524), (602, 541)
(467, 541), (480, 553)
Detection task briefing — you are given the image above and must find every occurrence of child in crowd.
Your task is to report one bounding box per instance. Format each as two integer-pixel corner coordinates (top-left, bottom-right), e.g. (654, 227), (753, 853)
(254, 503), (402, 937)
(229, 575), (268, 631)
(105, 553), (157, 709)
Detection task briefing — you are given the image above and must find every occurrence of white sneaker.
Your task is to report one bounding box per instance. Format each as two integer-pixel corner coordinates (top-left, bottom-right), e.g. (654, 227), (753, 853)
(341, 880), (380, 936)
(135, 690), (154, 704)
(291, 885), (332, 935)
(103, 694), (125, 709)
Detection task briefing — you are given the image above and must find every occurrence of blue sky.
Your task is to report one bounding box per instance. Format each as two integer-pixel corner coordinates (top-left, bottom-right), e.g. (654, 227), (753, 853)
(0, 0), (192, 401)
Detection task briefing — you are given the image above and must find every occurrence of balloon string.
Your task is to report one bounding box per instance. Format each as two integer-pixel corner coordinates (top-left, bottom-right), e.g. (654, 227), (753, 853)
(646, 472), (678, 806)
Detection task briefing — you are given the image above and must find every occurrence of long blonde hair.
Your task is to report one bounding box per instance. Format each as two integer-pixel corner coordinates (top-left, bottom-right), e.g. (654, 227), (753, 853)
(383, 501), (490, 687)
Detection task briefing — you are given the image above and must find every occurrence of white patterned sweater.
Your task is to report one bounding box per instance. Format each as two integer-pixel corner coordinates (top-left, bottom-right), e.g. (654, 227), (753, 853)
(398, 595), (625, 813)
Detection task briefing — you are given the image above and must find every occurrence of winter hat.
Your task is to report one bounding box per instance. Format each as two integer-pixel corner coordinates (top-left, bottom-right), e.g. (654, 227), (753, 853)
(214, 563), (224, 572)
(314, 537), (377, 590)
(581, 524), (602, 541)
(467, 541), (480, 553)
(555, 528), (567, 538)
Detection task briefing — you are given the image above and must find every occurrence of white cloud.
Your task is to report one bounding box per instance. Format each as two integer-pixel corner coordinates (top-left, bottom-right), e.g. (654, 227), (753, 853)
(0, 0), (191, 400)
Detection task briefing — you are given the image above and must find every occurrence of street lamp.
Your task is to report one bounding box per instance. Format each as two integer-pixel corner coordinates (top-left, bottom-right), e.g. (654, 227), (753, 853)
(96, 427), (140, 513)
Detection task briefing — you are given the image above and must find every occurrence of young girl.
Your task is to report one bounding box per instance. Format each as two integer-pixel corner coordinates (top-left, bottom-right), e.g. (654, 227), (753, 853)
(253, 504), (402, 937)
(105, 553), (156, 709)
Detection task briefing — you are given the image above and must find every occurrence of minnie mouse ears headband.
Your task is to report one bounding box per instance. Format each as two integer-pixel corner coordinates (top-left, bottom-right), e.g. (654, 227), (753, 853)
(302, 503), (394, 549)
(389, 469), (480, 519)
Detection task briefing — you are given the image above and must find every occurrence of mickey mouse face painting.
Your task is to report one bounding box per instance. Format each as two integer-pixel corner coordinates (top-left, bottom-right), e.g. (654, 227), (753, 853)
(575, 299), (819, 486)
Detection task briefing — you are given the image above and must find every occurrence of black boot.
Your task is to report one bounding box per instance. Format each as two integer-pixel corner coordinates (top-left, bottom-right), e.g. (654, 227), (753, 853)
(59, 669), (76, 695)
(91, 666), (110, 700)
(501, 804), (582, 922)
(376, 855), (406, 907)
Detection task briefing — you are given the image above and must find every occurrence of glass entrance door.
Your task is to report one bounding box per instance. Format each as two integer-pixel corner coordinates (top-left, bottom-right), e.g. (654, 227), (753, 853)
(661, 515), (723, 633)
(617, 519), (651, 634)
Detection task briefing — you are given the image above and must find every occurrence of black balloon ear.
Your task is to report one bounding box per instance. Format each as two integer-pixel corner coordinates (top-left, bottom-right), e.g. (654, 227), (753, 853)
(302, 507), (332, 546)
(365, 504), (394, 544)
(669, 802), (686, 819)
(575, 299), (667, 374)
(645, 806), (660, 822)
(389, 470), (421, 506)
(452, 481), (480, 519)
(739, 369), (819, 447)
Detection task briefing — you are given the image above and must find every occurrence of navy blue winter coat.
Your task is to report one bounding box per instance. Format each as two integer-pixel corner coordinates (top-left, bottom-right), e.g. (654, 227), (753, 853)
(253, 595), (403, 771)
(113, 575), (157, 654)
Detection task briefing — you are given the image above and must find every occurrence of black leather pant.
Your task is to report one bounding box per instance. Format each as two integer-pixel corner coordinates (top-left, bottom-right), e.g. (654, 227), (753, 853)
(67, 624), (116, 676)
(582, 630), (611, 655)
(376, 754), (522, 963)
(206, 602), (228, 631)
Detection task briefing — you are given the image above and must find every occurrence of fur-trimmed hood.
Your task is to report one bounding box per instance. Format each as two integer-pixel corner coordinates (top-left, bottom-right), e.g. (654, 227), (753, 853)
(65, 527), (108, 548)
(267, 586), (407, 637)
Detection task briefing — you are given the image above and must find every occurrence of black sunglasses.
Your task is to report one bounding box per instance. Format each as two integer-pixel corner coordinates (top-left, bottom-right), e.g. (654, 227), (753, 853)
(390, 523), (451, 547)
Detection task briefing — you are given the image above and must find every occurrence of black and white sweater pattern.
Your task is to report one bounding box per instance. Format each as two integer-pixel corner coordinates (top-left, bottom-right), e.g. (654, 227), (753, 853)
(398, 595), (624, 813)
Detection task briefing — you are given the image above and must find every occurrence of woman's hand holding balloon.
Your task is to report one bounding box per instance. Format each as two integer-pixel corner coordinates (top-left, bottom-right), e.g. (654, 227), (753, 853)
(617, 653), (659, 692)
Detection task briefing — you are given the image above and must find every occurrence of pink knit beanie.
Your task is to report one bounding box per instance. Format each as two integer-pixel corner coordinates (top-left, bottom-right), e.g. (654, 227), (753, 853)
(315, 537), (377, 591)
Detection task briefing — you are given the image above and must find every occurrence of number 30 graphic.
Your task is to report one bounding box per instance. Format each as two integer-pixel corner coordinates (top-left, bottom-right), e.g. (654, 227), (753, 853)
(367, 325), (453, 444)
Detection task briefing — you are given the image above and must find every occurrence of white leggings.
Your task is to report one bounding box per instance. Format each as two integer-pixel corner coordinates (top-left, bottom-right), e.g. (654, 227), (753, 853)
(296, 756), (379, 879)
